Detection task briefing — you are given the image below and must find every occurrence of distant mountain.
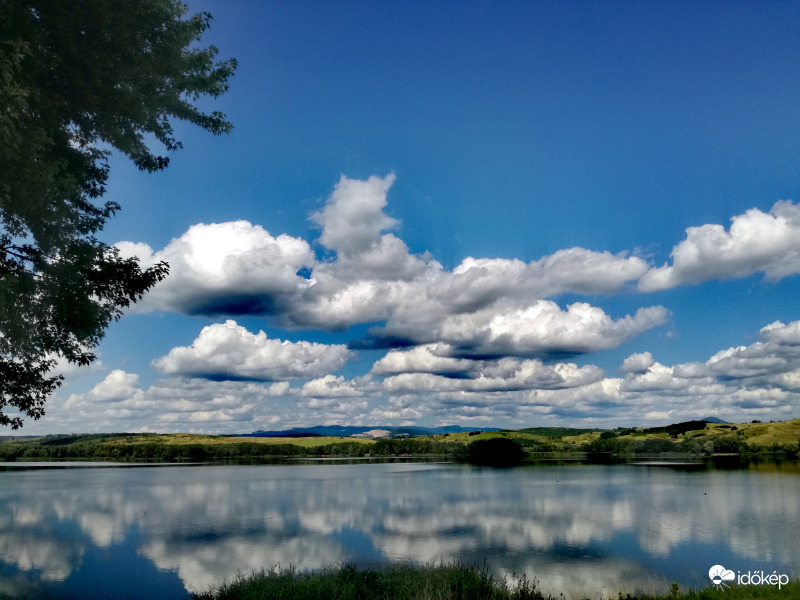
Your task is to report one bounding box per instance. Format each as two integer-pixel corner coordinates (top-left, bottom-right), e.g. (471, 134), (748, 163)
(243, 425), (502, 438)
(700, 416), (730, 424)
(241, 419), (731, 438)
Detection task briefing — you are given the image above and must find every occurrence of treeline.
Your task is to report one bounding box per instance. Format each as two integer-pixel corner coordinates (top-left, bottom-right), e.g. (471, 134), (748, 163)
(36, 433), (140, 446)
(0, 437), (467, 462)
(580, 436), (800, 457)
(516, 426), (603, 438)
(0, 441), (308, 461)
(641, 420), (716, 437)
(2, 433), (798, 463)
(372, 438), (466, 456)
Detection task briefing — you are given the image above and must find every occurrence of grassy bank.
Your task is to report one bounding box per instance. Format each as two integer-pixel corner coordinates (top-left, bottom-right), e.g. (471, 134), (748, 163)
(0, 434), (464, 462)
(1, 419), (798, 462)
(193, 563), (800, 600)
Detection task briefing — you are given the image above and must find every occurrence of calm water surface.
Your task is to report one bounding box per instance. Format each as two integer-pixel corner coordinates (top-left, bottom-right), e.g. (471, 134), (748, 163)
(0, 460), (798, 599)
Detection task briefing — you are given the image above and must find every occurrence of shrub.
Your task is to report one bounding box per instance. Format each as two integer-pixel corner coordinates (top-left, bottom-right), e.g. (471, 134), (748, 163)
(465, 438), (526, 466)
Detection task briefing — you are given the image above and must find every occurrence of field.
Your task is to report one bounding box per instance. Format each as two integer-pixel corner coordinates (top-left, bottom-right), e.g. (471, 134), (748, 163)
(431, 419), (800, 449)
(1, 418), (798, 462)
(102, 433), (375, 448)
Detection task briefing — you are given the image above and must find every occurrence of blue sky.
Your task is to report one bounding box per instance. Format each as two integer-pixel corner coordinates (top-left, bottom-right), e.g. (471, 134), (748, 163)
(27, 0), (800, 434)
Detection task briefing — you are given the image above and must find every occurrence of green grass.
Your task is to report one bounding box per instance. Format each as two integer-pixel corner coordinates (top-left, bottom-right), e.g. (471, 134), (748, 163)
(2, 419), (798, 463)
(192, 563), (800, 600)
(435, 431), (546, 444)
(193, 563), (552, 600)
(115, 434), (376, 448)
(517, 427), (604, 438)
(62, 433), (374, 448)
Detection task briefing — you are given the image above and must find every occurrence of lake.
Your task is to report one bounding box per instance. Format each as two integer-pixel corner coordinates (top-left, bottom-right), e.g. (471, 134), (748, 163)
(0, 459), (798, 599)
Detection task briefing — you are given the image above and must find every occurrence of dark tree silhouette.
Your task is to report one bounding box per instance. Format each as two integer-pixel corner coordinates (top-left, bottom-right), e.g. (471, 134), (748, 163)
(466, 437), (526, 466)
(0, 0), (236, 428)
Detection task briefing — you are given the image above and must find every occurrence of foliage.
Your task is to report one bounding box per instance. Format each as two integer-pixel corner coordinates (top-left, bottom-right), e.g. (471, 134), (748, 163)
(516, 426), (603, 438)
(617, 580), (800, 600)
(580, 429), (799, 458)
(642, 420), (709, 436)
(193, 563), (800, 600)
(465, 437), (526, 466)
(708, 437), (746, 454)
(36, 432), (139, 446)
(0, 438), (370, 461)
(0, 0), (236, 428)
(519, 438), (558, 453)
(193, 562), (550, 600)
(636, 438), (679, 454)
(0, 434), (472, 461)
(583, 436), (680, 454)
(1, 421), (797, 462)
(372, 438), (467, 457)
(617, 427), (637, 434)
(583, 436), (632, 454)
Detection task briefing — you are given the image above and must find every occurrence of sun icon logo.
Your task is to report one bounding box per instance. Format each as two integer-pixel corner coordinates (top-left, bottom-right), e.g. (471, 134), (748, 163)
(708, 565), (735, 589)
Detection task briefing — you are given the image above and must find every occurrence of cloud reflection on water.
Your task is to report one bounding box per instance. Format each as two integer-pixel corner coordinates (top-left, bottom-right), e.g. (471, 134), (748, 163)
(0, 462), (798, 598)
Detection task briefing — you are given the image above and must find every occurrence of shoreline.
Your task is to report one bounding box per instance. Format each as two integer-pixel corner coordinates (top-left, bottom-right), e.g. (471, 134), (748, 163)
(191, 562), (800, 600)
(2, 419), (798, 464)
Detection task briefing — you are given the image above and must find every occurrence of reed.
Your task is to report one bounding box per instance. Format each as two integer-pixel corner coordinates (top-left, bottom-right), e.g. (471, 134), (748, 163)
(193, 563), (800, 600)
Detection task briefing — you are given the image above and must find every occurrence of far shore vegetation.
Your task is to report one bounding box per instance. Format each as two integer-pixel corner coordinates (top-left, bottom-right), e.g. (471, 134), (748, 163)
(1, 418), (798, 464)
(192, 562), (800, 600)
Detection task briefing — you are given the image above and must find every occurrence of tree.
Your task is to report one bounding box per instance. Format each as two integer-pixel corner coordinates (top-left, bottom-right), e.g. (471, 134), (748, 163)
(465, 437), (526, 466)
(0, 0), (237, 428)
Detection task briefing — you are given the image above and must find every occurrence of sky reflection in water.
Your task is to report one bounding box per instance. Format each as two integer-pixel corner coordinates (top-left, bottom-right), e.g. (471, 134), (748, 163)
(0, 461), (798, 599)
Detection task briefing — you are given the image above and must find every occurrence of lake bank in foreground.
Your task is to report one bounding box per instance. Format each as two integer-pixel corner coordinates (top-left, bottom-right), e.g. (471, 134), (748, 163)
(194, 563), (800, 600)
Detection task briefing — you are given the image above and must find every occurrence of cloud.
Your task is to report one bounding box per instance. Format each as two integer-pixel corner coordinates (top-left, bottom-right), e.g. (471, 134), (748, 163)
(94, 175), (800, 430)
(47, 354), (105, 379)
(382, 358), (604, 393)
(297, 375), (367, 398)
(117, 175), (657, 356)
(426, 249), (648, 312)
(378, 301), (670, 358)
(639, 200), (800, 291)
(618, 352), (655, 375)
(30, 318), (800, 434)
(601, 319), (800, 421)
(64, 369), (144, 407)
(373, 319), (800, 426)
(761, 320), (800, 345)
(57, 372), (288, 433)
(703, 320), (800, 386)
(620, 362), (712, 394)
(114, 178), (800, 356)
(116, 220), (315, 316)
(152, 320), (352, 382)
(310, 174), (398, 258)
(371, 344), (475, 376)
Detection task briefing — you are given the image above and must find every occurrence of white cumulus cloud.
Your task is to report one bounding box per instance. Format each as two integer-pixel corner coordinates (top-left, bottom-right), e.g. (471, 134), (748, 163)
(619, 352), (655, 375)
(152, 320), (352, 381)
(27, 318), (800, 434)
(382, 300), (670, 357)
(382, 359), (604, 394)
(311, 174), (398, 258)
(116, 175), (660, 357)
(639, 200), (800, 291)
(371, 344), (475, 375)
(116, 220), (315, 316)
